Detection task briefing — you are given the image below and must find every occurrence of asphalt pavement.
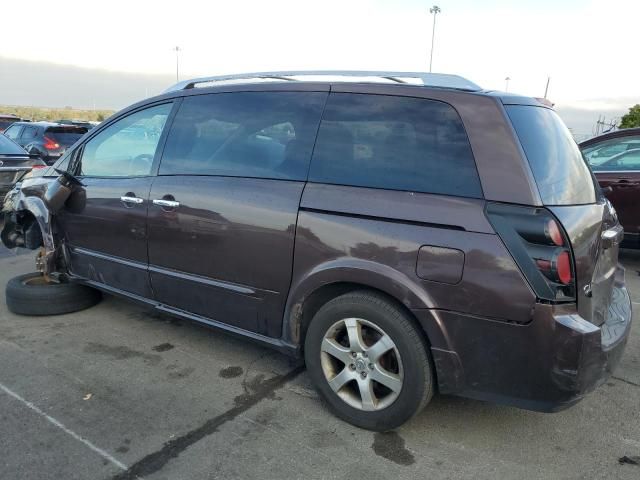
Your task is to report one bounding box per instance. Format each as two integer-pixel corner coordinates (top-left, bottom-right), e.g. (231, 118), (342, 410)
(0, 246), (639, 480)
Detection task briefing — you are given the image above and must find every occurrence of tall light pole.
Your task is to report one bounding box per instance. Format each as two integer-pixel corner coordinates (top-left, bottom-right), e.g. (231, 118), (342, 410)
(429, 5), (441, 73)
(505, 76), (511, 92)
(544, 76), (551, 99)
(174, 46), (181, 82)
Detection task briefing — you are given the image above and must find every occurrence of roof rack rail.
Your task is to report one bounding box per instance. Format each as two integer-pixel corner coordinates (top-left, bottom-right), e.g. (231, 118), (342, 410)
(164, 70), (482, 93)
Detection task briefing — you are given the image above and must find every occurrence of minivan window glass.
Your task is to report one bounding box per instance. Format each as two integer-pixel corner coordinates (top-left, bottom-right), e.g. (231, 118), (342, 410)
(506, 105), (596, 205)
(80, 103), (172, 177)
(308, 93), (483, 198)
(159, 92), (326, 180)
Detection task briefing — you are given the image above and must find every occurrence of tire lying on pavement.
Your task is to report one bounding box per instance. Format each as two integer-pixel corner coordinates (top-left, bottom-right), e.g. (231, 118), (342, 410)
(5, 272), (101, 316)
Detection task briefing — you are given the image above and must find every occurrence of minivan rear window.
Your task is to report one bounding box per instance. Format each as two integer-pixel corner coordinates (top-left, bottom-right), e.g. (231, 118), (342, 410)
(46, 126), (88, 147)
(506, 105), (595, 205)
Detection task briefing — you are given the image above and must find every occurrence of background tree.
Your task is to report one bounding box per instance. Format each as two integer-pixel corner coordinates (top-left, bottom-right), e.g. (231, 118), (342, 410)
(619, 104), (640, 128)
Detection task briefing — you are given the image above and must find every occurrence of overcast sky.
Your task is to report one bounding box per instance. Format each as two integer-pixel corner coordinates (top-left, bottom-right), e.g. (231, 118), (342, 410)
(1, 0), (637, 137)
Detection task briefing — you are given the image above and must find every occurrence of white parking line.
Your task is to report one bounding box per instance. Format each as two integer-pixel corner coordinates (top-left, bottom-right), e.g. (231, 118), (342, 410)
(0, 382), (127, 472)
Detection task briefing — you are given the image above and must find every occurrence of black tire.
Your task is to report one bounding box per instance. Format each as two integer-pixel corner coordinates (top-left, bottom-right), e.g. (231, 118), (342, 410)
(5, 272), (101, 316)
(304, 290), (433, 431)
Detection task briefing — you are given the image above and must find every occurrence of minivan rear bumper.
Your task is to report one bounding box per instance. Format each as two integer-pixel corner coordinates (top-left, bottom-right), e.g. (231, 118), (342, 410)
(415, 265), (632, 412)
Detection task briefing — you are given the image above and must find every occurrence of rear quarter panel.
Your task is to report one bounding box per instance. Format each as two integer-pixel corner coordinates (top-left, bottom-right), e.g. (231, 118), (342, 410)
(284, 184), (536, 344)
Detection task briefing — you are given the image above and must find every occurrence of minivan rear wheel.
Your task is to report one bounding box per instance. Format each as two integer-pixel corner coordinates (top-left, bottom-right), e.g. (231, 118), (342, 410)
(304, 291), (433, 431)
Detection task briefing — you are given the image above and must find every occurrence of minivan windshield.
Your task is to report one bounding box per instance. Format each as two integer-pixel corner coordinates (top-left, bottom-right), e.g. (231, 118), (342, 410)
(506, 105), (596, 205)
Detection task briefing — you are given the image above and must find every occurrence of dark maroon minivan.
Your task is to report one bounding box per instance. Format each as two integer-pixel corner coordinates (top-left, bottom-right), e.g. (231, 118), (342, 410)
(0, 71), (632, 431)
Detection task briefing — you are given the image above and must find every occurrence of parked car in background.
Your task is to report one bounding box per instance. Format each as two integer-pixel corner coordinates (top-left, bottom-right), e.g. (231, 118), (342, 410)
(0, 114), (22, 133)
(1, 71), (631, 431)
(581, 128), (640, 247)
(0, 134), (46, 200)
(3, 122), (88, 165)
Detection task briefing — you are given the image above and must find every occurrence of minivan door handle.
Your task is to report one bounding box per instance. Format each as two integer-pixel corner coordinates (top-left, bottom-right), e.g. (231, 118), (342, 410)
(120, 195), (144, 205)
(153, 199), (180, 208)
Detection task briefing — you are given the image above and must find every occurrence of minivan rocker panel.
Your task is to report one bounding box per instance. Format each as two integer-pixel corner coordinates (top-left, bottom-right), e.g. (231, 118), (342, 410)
(0, 72), (631, 430)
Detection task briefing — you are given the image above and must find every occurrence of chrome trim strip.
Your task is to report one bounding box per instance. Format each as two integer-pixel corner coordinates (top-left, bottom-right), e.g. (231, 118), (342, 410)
(71, 247), (147, 270)
(71, 246), (275, 297)
(148, 265), (258, 296)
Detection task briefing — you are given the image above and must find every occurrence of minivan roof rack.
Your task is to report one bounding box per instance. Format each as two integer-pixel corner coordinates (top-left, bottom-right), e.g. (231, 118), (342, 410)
(164, 70), (482, 93)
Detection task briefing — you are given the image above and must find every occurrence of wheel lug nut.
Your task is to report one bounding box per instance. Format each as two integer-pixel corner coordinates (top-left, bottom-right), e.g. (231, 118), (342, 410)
(351, 352), (357, 358)
(349, 364), (356, 370)
(361, 372), (367, 378)
(368, 363), (374, 370)
(363, 352), (368, 358)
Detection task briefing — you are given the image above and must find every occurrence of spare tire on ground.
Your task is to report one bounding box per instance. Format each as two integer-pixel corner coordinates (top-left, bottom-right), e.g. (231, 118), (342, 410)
(5, 272), (101, 316)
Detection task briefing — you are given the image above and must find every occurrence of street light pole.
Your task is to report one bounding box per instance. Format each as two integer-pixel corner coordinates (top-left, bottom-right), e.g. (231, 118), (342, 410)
(429, 5), (441, 73)
(175, 46), (181, 82)
(505, 76), (511, 92)
(544, 76), (551, 99)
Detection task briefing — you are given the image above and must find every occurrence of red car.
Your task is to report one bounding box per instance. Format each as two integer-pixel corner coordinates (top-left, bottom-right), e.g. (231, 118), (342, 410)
(581, 127), (640, 246)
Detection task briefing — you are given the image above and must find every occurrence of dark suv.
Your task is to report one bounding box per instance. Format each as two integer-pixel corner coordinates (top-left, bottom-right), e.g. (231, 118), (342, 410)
(0, 71), (631, 431)
(3, 121), (88, 165)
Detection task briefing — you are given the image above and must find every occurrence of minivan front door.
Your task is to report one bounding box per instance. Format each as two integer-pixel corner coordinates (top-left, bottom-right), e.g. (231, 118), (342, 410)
(58, 102), (173, 297)
(146, 90), (327, 336)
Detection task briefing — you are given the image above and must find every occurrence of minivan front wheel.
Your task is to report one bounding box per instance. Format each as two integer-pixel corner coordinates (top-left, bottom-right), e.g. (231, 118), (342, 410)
(305, 291), (433, 431)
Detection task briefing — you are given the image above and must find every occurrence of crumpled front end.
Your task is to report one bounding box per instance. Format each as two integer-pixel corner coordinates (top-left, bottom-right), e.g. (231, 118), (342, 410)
(1, 173), (78, 275)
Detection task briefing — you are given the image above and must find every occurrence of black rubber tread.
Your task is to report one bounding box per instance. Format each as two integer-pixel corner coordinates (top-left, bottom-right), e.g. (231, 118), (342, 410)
(304, 290), (433, 431)
(6, 272), (101, 316)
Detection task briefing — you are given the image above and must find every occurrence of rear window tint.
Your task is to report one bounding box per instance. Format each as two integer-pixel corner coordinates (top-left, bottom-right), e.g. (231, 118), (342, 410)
(506, 105), (595, 205)
(309, 93), (482, 198)
(46, 126), (88, 146)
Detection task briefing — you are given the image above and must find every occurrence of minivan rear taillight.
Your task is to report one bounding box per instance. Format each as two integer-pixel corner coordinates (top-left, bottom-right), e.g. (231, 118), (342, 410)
(486, 203), (575, 302)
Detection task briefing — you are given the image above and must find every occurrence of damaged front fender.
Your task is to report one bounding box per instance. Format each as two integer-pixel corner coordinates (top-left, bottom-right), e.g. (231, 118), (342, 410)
(1, 172), (81, 274)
